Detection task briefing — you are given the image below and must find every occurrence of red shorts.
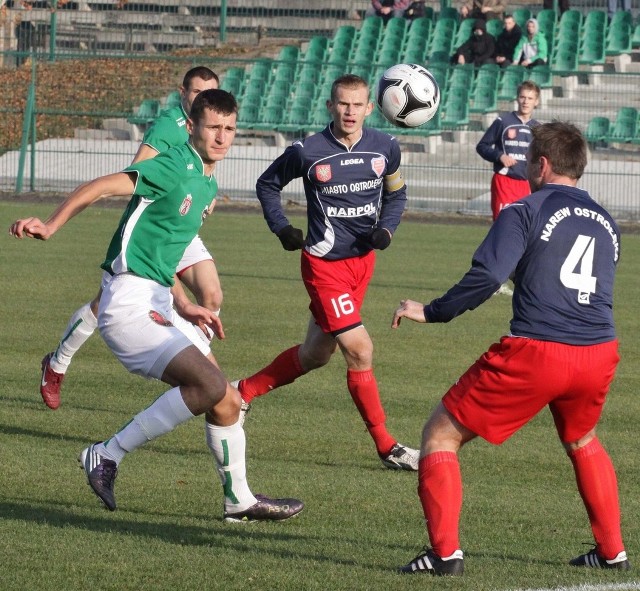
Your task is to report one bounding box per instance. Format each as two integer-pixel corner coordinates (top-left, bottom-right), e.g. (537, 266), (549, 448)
(491, 174), (532, 221)
(442, 336), (619, 445)
(301, 250), (375, 335)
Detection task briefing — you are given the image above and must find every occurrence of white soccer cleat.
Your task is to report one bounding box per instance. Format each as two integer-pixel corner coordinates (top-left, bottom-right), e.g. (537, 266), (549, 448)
(380, 443), (419, 471)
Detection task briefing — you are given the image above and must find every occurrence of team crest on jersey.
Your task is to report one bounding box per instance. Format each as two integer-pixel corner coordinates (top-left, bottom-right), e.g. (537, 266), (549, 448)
(507, 128), (518, 139)
(179, 194), (193, 216)
(316, 164), (332, 182)
(371, 157), (385, 178)
(149, 310), (173, 327)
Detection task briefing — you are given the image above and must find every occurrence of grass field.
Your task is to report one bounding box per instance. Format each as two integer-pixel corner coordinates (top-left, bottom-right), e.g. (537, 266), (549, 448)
(1, 202), (639, 591)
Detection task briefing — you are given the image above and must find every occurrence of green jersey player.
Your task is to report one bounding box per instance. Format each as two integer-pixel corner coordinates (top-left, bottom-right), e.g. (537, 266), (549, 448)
(10, 89), (304, 522)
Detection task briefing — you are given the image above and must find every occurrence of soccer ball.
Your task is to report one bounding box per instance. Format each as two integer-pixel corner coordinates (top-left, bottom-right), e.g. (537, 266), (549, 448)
(376, 63), (440, 128)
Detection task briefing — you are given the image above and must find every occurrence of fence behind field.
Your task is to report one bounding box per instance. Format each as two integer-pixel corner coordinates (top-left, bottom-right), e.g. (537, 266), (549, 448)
(1, 1), (640, 220)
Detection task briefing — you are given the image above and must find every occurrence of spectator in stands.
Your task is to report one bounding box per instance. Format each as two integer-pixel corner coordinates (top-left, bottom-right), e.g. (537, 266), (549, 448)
(494, 13), (522, 67)
(451, 18), (496, 66)
(511, 17), (548, 68)
(459, 0), (505, 21)
(364, 0), (411, 22)
(544, 0), (570, 16)
(607, 0), (631, 21)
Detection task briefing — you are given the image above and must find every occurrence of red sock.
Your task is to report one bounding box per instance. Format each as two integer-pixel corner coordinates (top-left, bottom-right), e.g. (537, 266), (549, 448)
(346, 368), (396, 456)
(239, 345), (305, 403)
(569, 437), (624, 559)
(418, 452), (462, 558)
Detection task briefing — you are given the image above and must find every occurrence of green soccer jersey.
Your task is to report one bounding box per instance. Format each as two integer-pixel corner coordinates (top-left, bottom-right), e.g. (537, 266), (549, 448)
(101, 142), (218, 287)
(141, 104), (189, 154)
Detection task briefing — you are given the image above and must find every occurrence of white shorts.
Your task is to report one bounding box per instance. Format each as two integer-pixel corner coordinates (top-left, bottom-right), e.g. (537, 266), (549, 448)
(99, 271), (211, 358)
(177, 234), (213, 275)
(98, 273), (195, 379)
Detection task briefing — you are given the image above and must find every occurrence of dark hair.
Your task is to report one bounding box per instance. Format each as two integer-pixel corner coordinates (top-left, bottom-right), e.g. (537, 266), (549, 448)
(530, 121), (588, 180)
(182, 66), (219, 90)
(330, 74), (369, 102)
(189, 89), (238, 123)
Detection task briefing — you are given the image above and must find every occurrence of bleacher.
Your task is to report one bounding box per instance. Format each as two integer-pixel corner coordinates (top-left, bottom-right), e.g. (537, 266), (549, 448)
(210, 9), (640, 152)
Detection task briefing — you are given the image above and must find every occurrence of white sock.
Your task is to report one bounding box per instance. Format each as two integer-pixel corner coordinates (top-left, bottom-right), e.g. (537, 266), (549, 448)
(98, 387), (194, 465)
(204, 420), (257, 513)
(51, 303), (98, 373)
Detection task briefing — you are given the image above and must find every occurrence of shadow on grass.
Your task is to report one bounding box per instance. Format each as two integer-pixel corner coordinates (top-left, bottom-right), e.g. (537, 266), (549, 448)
(0, 498), (365, 567)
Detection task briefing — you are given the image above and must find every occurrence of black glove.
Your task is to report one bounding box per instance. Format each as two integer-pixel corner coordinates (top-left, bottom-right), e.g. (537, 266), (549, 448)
(276, 224), (305, 251)
(367, 227), (392, 250)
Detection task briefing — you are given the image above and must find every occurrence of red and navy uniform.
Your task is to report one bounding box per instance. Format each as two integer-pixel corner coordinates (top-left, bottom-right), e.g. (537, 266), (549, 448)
(426, 184), (621, 445)
(256, 124), (407, 261)
(477, 111), (539, 181)
(425, 184), (619, 345)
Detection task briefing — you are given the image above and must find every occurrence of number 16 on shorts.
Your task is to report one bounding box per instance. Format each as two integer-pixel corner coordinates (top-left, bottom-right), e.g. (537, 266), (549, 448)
(331, 293), (355, 318)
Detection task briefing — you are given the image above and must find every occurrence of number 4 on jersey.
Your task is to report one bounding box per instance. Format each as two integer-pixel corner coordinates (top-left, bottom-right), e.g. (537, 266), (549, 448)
(560, 234), (597, 305)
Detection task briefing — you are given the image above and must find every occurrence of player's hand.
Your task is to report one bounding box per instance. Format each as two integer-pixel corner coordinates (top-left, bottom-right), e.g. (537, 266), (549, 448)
(367, 227), (392, 250)
(391, 299), (427, 329)
(9, 217), (52, 240)
(178, 301), (225, 340)
(276, 224), (305, 251)
(499, 154), (518, 168)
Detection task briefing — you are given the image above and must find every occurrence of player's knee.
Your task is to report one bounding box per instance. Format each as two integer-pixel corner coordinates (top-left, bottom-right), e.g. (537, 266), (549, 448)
(198, 289), (223, 314)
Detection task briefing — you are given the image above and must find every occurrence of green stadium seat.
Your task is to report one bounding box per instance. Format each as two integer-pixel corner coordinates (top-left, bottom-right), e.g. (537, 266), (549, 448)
(559, 9), (582, 30)
(253, 105), (286, 131)
(366, 107), (394, 130)
(428, 50), (451, 63)
(378, 47), (402, 67)
(277, 45), (300, 63)
(328, 44), (350, 65)
(302, 36), (329, 63)
(278, 107), (311, 132)
(633, 24), (640, 49)
(606, 23), (632, 55)
(237, 104), (259, 129)
(407, 16), (432, 39)
(512, 8), (531, 29)
(610, 10), (633, 29)
(163, 90), (181, 110)
(273, 63), (296, 83)
(264, 94), (287, 110)
(385, 16), (409, 40)
(453, 17), (475, 48)
(290, 80), (316, 100)
(220, 76), (243, 97)
(526, 64), (552, 89)
(246, 59), (273, 84)
(486, 18), (504, 37)
(448, 64), (474, 90)
(239, 92), (262, 109)
(297, 64), (321, 84)
(441, 91), (469, 128)
(584, 116), (610, 143)
(427, 63), (449, 92)
(128, 99), (160, 126)
(579, 36), (606, 65)
(497, 65), (526, 100)
(536, 9), (557, 47)
(583, 10), (607, 38)
(475, 63), (500, 89)
(438, 6), (459, 22)
(470, 85), (498, 113)
(607, 108), (638, 142)
(552, 45), (579, 72)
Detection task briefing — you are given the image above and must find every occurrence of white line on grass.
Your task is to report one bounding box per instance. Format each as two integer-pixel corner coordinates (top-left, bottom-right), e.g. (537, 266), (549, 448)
(509, 583), (640, 591)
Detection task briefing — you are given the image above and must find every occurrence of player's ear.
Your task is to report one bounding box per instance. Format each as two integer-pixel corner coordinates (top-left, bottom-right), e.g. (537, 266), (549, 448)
(365, 101), (374, 116)
(186, 116), (194, 135)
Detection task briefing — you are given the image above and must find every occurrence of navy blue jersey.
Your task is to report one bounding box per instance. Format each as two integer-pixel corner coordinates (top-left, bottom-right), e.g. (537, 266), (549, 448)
(256, 124), (407, 260)
(425, 185), (620, 345)
(476, 112), (539, 180)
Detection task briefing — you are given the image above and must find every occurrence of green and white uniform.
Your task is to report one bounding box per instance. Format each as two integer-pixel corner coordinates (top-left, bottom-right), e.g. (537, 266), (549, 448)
(142, 104), (189, 155)
(141, 104), (215, 273)
(98, 142), (217, 377)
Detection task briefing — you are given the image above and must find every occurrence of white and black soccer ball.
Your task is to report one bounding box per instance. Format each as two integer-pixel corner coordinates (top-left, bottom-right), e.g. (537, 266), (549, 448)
(376, 63), (440, 128)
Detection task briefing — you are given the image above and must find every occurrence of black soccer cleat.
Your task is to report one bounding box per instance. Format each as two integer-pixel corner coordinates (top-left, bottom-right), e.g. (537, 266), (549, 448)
(570, 548), (631, 570)
(224, 494), (303, 523)
(79, 442), (118, 511)
(399, 547), (464, 576)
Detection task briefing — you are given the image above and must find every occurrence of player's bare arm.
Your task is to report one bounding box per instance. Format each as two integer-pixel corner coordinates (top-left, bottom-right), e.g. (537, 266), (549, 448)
(391, 299), (428, 329)
(9, 172), (136, 240)
(171, 277), (225, 340)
